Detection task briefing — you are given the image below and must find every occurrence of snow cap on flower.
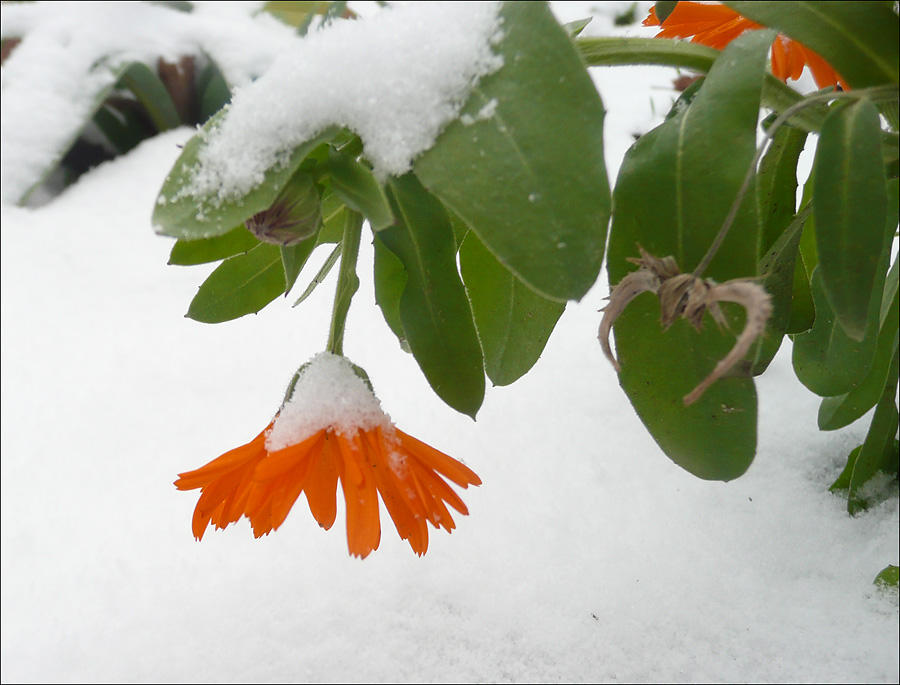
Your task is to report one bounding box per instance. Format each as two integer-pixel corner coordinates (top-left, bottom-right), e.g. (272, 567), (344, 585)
(267, 351), (391, 451)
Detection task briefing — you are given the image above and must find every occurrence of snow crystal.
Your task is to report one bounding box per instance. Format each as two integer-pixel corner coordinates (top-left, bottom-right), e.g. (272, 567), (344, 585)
(266, 352), (392, 451)
(185, 2), (504, 201)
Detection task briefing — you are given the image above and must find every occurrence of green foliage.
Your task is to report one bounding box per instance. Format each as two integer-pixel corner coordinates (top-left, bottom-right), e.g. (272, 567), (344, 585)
(607, 29), (773, 480)
(147, 1), (897, 512)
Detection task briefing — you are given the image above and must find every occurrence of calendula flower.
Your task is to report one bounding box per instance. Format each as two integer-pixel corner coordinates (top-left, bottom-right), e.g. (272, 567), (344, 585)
(644, 1), (847, 90)
(174, 353), (480, 558)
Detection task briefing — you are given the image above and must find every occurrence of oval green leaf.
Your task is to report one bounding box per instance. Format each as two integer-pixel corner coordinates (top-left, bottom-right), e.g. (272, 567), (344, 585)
(813, 99), (888, 341)
(186, 243), (286, 323)
(459, 231), (565, 386)
(415, 1), (610, 302)
(379, 174), (484, 418)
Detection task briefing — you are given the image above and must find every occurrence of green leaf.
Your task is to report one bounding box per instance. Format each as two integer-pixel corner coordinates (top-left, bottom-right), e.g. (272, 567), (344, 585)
(724, 1), (900, 89)
(459, 231), (565, 386)
(92, 102), (154, 155)
(168, 225), (259, 265)
(327, 149), (394, 230)
(281, 238), (319, 294)
(118, 61), (183, 132)
(186, 243), (286, 323)
(196, 58), (231, 124)
(372, 235), (408, 348)
(791, 268), (880, 396)
(847, 388), (899, 514)
(874, 565), (900, 591)
(818, 276), (898, 430)
(415, 1), (610, 302)
(829, 444), (861, 492)
(293, 243), (341, 307)
(793, 180), (896, 396)
(153, 115), (338, 240)
(379, 174), (484, 418)
(813, 99), (888, 341)
(562, 18), (592, 37)
(318, 189), (348, 244)
(654, 1), (678, 24)
(752, 206), (810, 374)
(606, 29), (773, 481)
(758, 125), (807, 255)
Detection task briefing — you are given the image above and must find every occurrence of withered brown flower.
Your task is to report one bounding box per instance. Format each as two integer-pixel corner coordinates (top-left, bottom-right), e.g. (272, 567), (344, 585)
(599, 246), (772, 405)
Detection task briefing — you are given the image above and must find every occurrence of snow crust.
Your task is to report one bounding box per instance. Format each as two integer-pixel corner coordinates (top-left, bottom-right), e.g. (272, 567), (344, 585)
(267, 352), (392, 451)
(185, 2), (503, 200)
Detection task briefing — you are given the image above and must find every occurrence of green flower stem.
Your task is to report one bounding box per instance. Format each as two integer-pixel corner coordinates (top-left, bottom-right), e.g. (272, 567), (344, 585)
(326, 208), (363, 356)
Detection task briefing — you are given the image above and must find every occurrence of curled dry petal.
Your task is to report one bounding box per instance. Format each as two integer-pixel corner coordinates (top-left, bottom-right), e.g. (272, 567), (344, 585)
(598, 268), (662, 371)
(600, 247), (773, 406)
(682, 279), (772, 406)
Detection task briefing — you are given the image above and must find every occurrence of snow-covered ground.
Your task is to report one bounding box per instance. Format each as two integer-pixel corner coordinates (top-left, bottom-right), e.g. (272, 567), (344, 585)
(2, 2), (897, 682)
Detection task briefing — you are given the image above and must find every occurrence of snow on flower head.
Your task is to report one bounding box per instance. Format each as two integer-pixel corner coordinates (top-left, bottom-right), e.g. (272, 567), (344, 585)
(184, 1), (504, 201)
(267, 351), (391, 451)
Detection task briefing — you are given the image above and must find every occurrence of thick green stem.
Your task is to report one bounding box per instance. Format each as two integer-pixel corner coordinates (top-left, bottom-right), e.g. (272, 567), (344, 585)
(326, 209), (363, 356)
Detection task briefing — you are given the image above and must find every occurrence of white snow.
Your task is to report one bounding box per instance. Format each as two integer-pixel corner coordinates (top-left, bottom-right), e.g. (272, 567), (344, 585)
(0, 2), (298, 205)
(183, 1), (503, 201)
(1, 2), (897, 683)
(267, 351), (392, 451)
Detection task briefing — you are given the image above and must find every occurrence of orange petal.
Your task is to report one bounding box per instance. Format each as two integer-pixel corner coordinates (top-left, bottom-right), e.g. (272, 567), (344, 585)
(337, 433), (381, 559)
(302, 432), (340, 530)
(395, 429), (481, 488)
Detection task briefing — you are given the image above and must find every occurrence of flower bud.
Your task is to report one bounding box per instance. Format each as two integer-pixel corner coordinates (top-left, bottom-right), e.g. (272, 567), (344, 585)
(246, 171), (322, 246)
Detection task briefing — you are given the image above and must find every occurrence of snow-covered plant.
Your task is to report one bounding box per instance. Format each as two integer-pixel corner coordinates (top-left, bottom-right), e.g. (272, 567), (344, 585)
(0, 1), (339, 204)
(141, 0), (896, 568)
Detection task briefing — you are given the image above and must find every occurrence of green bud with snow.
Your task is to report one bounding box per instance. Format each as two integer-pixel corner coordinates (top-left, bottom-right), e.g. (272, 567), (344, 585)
(245, 171), (321, 246)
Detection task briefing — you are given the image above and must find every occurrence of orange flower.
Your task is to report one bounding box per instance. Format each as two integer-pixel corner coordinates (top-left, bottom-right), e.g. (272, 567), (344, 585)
(174, 353), (481, 558)
(644, 1), (847, 90)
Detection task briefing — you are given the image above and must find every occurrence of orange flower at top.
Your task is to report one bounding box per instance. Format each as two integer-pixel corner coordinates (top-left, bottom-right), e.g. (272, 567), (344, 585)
(174, 353), (481, 558)
(644, 2), (847, 90)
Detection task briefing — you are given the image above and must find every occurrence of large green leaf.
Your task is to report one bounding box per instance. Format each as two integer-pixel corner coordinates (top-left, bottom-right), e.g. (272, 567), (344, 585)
(606, 30), (773, 481)
(415, 1), (609, 302)
(459, 231), (565, 386)
(792, 180), (897, 396)
(724, 1), (900, 88)
(813, 99), (888, 341)
(168, 226), (259, 265)
(186, 243), (286, 323)
(153, 116), (337, 240)
(378, 174), (485, 418)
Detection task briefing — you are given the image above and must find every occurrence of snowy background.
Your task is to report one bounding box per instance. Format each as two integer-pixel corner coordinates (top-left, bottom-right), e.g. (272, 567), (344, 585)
(2, 2), (898, 682)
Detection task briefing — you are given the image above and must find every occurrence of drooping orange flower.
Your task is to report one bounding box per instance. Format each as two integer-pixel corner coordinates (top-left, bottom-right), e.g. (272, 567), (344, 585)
(174, 353), (481, 558)
(644, 2), (847, 90)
